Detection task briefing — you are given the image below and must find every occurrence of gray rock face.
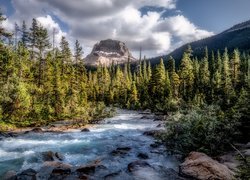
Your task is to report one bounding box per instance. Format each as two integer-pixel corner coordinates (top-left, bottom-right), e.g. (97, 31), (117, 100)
(85, 39), (137, 66)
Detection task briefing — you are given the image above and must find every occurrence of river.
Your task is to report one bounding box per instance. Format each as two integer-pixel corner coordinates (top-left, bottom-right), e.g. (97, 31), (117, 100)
(0, 109), (180, 179)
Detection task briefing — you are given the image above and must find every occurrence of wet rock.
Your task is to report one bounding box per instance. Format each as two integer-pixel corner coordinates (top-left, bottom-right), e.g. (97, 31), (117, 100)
(143, 130), (163, 137)
(3, 170), (17, 180)
(103, 170), (124, 180)
(140, 115), (154, 119)
(154, 115), (167, 121)
(17, 168), (37, 180)
(156, 124), (163, 128)
(150, 142), (161, 148)
(137, 153), (149, 159)
(37, 161), (72, 180)
(49, 167), (71, 180)
(41, 151), (64, 161)
(0, 132), (18, 138)
(31, 127), (43, 133)
(180, 152), (234, 180)
(55, 152), (64, 161)
(43, 161), (72, 169)
(104, 170), (132, 180)
(76, 165), (96, 175)
(127, 160), (151, 172)
(140, 109), (151, 114)
(81, 128), (90, 132)
(111, 147), (131, 156)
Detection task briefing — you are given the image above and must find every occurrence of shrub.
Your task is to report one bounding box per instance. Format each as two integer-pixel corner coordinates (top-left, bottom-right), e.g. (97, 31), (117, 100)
(160, 105), (240, 156)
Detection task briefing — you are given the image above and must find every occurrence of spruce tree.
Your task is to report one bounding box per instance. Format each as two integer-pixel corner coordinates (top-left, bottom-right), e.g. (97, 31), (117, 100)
(231, 49), (240, 88)
(179, 48), (194, 101)
(221, 48), (234, 104)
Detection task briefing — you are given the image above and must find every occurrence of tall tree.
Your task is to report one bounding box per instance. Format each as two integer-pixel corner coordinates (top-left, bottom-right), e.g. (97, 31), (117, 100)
(179, 47), (194, 101)
(29, 18), (39, 60)
(21, 21), (29, 48)
(231, 49), (240, 88)
(74, 39), (83, 64)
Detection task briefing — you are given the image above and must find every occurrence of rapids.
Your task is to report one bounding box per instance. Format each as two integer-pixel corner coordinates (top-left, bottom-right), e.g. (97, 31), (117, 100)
(0, 109), (179, 179)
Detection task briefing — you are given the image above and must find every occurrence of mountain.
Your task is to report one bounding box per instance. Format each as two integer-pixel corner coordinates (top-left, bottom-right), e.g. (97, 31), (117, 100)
(150, 20), (250, 65)
(85, 39), (137, 66)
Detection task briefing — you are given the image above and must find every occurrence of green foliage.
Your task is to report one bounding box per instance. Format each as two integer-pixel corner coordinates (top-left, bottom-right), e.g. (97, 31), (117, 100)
(161, 105), (241, 156)
(236, 156), (250, 180)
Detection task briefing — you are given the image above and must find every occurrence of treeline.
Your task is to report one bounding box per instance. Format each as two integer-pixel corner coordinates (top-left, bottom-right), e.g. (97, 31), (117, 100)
(0, 15), (111, 129)
(0, 14), (249, 132)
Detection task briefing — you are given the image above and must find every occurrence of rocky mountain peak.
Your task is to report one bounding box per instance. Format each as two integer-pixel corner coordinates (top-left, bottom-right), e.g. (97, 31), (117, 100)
(85, 39), (137, 66)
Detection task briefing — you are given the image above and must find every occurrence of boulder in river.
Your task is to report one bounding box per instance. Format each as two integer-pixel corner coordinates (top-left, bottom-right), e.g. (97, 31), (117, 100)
(37, 161), (72, 179)
(140, 115), (154, 119)
(81, 128), (90, 132)
(179, 152), (234, 180)
(127, 160), (151, 172)
(137, 153), (149, 159)
(143, 130), (164, 137)
(111, 147), (131, 156)
(76, 165), (96, 175)
(41, 151), (64, 161)
(30, 127), (43, 133)
(17, 168), (37, 180)
(49, 167), (71, 179)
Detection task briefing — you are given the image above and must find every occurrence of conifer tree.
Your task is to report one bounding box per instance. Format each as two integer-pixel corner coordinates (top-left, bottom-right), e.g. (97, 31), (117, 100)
(21, 21), (29, 47)
(179, 47), (194, 101)
(221, 48), (233, 102)
(199, 48), (210, 97)
(130, 81), (139, 109)
(166, 56), (175, 74)
(231, 49), (240, 88)
(74, 40), (83, 64)
(29, 18), (39, 59)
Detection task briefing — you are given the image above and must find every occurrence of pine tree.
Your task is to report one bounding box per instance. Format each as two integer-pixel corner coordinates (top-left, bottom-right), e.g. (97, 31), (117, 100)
(21, 21), (29, 49)
(36, 25), (51, 87)
(149, 58), (166, 104)
(165, 71), (171, 98)
(29, 18), (39, 60)
(166, 56), (175, 74)
(130, 81), (139, 109)
(74, 40), (83, 64)
(199, 48), (210, 98)
(221, 48), (234, 102)
(179, 47), (194, 101)
(231, 49), (240, 88)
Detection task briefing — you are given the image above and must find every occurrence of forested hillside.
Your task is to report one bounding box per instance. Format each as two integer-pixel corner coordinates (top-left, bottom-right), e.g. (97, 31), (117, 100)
(150, 20), (250, 66)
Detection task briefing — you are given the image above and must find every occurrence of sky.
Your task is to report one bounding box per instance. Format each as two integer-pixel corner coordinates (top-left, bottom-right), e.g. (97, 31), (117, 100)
(0, 0), (250, 58)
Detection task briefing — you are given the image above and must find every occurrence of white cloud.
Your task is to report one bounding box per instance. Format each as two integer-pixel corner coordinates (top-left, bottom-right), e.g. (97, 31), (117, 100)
(3, 0), (213, 58)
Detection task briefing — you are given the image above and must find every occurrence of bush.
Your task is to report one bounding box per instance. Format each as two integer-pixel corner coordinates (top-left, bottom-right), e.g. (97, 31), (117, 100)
(160, 105), (240, 156)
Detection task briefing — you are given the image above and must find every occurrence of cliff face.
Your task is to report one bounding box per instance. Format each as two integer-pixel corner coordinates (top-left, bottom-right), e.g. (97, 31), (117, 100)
(85, 39), (137, 66)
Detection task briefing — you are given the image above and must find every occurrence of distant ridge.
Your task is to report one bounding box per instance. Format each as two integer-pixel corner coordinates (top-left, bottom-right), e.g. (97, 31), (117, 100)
(149, 19), (250, 66)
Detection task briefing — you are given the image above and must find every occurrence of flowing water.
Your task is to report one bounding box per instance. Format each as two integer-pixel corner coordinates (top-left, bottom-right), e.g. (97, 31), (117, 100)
(0, 109), (179, 179)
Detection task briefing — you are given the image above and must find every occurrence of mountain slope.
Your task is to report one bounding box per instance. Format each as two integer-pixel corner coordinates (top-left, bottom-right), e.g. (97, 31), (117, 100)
(150, 20), (250, 65)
